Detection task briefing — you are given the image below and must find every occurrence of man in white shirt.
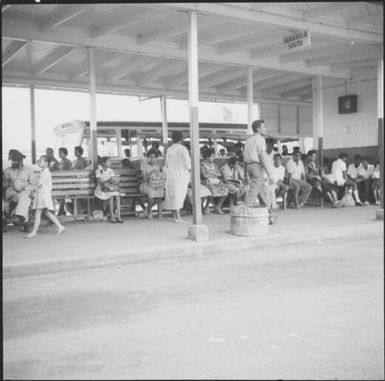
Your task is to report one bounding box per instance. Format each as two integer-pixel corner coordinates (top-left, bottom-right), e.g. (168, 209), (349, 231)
(332, 153), (363, 205)
(285, 151), (311, 208)
(268, 154), (288, 210)
(244, 119), (277, 224)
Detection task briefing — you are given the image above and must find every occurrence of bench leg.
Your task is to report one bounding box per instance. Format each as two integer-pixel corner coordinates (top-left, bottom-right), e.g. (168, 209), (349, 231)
(74, 197), (78, 222)
(283, 192), (287, 211)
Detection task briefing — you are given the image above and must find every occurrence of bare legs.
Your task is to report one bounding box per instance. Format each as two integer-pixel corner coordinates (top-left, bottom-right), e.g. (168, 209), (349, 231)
(108, 196), (122, 222)
(26, 209), (65, 238)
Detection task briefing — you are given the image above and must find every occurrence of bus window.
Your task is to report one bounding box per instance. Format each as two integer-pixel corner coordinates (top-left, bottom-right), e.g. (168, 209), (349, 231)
(97, 137), (119, 157)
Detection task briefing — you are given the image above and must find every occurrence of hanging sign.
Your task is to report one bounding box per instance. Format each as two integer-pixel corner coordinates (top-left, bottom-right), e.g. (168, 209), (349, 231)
(282, 29), (311, 50)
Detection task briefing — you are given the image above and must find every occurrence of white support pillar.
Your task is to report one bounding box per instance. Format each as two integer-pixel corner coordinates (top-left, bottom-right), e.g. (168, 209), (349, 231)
(247, 66), (253, 135)
(376, 53), (383, 218)
(87, 46), (98, 169)
(29, 85), (36, 164)
(187, 10), (208, 241)
(160, 94), (168, 145)
(314, 76), (324, 207)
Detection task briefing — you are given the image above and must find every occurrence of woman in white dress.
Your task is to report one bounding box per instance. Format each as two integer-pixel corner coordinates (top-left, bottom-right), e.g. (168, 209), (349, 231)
(162, 131), (191, 222)
(95, 157), (123, 223)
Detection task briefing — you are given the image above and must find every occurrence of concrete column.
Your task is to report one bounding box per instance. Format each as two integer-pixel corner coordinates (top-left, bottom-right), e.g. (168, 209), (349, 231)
(29, 85), (37, 164)
(187, 11), (208, 241)
(87, 46), (98, 169)
(160, 94), (168, 145)
(247, 66), (253, 134)
(376, 54), (383, 220)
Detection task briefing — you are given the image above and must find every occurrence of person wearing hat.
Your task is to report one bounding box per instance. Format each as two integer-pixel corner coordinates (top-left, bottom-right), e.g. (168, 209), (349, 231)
(3, 150), (36, 231)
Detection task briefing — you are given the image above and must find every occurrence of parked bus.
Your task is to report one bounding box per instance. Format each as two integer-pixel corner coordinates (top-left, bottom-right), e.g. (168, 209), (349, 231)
(54, 120), (311, 164)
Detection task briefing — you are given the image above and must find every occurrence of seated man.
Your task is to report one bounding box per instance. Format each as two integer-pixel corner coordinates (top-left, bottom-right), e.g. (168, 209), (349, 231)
(220, 156), (246, 206)
(72, 146), (89, 170)
(285, 150), (312, 208)
(345, 154), (365, 205)
(268, 153), (289, 210)
(3, 150), (36, 231)
(305, 150), (339, 206)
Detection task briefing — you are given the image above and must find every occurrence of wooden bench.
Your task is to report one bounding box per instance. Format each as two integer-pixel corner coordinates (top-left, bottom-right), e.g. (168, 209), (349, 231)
(51, 170), (96, 221)
(114, 168), (148, 216)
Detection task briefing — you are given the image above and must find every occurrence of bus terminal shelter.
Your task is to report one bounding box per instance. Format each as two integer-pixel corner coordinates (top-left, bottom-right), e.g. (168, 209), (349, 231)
(2, 1), (384, 238)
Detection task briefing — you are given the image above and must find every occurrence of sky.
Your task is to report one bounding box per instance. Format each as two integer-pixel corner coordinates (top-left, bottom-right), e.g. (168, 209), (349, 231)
(2, 86), (255, 165)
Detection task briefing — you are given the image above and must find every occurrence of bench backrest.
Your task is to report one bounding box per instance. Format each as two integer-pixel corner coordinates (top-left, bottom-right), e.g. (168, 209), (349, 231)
(114, 168), (142, 195)
(51, 170), (95, 197)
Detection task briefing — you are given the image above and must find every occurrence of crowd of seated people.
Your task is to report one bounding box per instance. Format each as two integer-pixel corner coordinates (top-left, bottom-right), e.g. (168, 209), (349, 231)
(4, 138), (382, 232)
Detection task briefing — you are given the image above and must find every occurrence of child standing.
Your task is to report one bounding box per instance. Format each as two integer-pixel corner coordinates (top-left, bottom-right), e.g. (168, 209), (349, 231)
(26, 155), (65, 238)
(371, 162), (381, 205)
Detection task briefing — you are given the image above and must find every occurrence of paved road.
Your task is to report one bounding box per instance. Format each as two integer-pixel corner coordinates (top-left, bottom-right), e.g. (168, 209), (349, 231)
(3, 237), (384, 380)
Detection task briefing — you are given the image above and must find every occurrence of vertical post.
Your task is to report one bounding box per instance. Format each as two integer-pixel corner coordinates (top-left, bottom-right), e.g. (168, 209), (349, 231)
(30, 85), (37, 164)
(88, 46), (98, 169)
(160, 94), (168, 145)
(316, 76), (324, 207)
(377, 54), (383, 211)
(188, 11), (202, 226)
(277, 105), (281, 133)
(247, 66), (253, 134)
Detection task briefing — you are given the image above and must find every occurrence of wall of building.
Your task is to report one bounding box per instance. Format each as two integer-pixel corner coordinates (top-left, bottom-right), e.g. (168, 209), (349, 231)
(318, 66), (379, 162)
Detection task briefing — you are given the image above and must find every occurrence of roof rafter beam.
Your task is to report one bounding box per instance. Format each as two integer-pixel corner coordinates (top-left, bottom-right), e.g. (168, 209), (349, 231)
(2, 19), (352, 79)
(39, 5), (87, 33)
(261, 78), (312, 96)
(279, 42), (354, 64)
(254, 73), (306, 92)
(218, 35), (283, 56)
(105, 55), (154, 82)
(146, 3), (383, 44)
(137, 18), (188, 45)
(2, 4), (11, 13)
(303, 3), (359, 20)
(330, 57), (378, 71)
(279, 85), (312, 99)
(135, 61), (186, 87)
(90, 8), (159, 38)
(199, 68), (245, 88)
(165, 65), (219, 88)
(33, 46), (75, 75)
(2, 40), (29, 68)
(346, 13), (383, 27)
(306, 48), (380, 67)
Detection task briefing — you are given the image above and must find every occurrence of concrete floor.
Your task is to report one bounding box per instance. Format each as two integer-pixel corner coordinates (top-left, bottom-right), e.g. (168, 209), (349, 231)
(3, 236), (384, 380)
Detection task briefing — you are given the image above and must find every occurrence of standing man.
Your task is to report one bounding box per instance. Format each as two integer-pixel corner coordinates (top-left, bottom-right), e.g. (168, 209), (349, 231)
(285, 150), (312, 208)
(244, 119), (277, 225)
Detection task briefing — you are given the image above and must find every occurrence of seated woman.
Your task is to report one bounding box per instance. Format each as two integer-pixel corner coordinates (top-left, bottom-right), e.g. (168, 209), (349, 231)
(305, 150), (339, 207)
(200, 148), (228, 214)
(94, 156), (123, 223)
(220, 156), (246, 206)
(139, 149), (165, 219)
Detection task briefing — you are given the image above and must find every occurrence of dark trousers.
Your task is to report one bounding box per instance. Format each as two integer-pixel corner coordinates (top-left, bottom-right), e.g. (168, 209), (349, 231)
(357, 179), (370, 202)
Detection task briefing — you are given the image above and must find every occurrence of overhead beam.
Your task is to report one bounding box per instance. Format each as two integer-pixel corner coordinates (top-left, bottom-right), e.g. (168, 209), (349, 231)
(91, 8), (159, 38)
(199, 68), (245, 88)
(3, 70), (313, 106)
(70, 51), (121, 79)
(300, 92), (313, 102)
(331, 58), (378, 71)
(135, 60), (186, 86)
(146, 3), (383, 44)
(303, 3), (358, 20)
(2, 40), (29, 68)
(218, 35), (283, 56)
(253, 72), (306, 92)
(306, 48), (380, 67)
(179, 24), (250, 49)
(165, 64), (219, 88)
(346, 13), (383, 27)
(39, 5), (87, 33)
(137, 18), (188, 45)
(2, 19), (352, 79)
(280, 85), (312, 99)
(261, 78), (312, 96)
(105, 55), (155, 81)
(33, 46), (75, 75)
(279, 42), (354, 64)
